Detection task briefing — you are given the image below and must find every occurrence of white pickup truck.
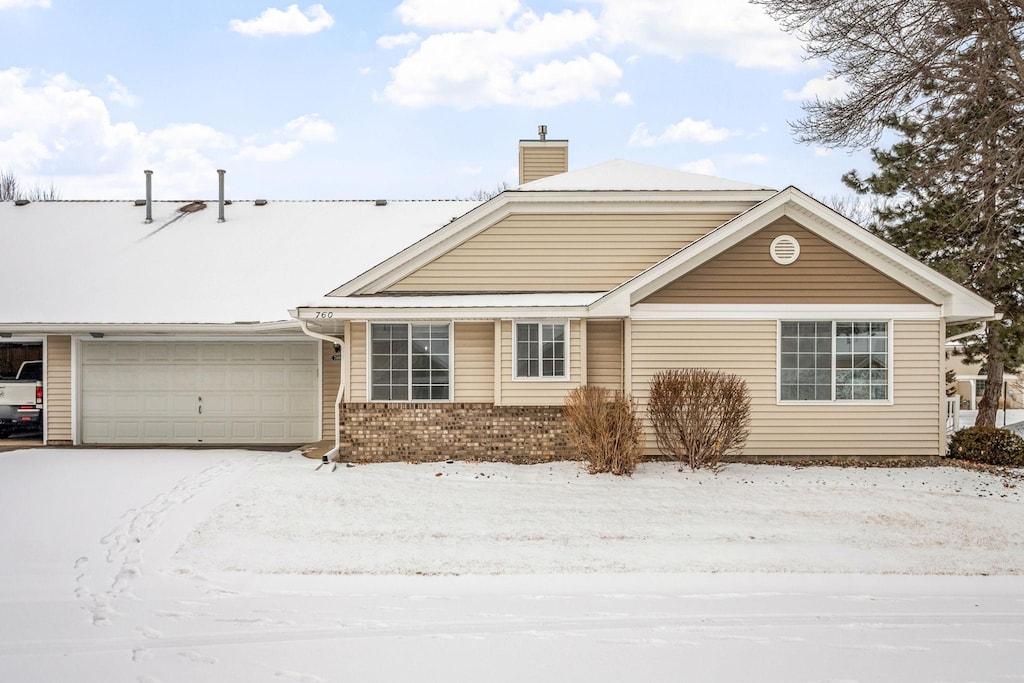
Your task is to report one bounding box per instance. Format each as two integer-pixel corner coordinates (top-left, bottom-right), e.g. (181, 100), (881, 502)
(0, 360), (43, 438)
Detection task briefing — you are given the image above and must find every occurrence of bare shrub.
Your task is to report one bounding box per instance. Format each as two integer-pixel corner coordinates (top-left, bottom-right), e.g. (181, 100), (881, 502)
(648, 368), (751, 470)
(563, 385), (643, 476)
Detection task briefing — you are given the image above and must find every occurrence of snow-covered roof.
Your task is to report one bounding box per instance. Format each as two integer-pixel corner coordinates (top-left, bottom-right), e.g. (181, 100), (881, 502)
(517, 159), (774, 192)
(0, 199), (479, 326)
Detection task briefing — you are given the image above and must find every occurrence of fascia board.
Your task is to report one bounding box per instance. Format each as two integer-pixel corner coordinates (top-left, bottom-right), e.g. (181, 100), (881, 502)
(0, 321), (303, 335)
(296, 306), (592, 320)
(329, 190), (775, 297)
(781, 191), (994, 316)
(592, 187), (995, 320)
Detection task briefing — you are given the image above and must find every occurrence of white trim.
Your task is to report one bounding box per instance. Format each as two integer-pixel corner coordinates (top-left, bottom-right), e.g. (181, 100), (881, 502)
(590, 187), (995, 322)
(775, 319), (895, 406)
(365, 321), (455, 403)
(512, 319), (570, 381)
(299, 305), (593, 321)
(632, 303), (940, 321)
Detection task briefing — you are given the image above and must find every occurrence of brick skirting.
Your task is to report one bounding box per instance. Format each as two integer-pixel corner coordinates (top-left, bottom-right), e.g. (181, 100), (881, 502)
(338, 403), (574, 463)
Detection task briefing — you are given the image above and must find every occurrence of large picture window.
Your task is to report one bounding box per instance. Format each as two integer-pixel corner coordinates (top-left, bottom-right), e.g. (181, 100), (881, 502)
(515, 322), (566, 379)
(779, 321), (889, 402)
(370, 323), (450, 401)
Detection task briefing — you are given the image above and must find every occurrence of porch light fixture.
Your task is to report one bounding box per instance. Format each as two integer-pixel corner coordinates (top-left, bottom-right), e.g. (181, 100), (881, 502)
(89, 332), (105, 339)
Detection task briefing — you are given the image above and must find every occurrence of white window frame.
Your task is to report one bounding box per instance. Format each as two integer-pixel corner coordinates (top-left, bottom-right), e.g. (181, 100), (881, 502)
(512, 320), (570, 381)
(366, 321), (454, 403)
(776, 319), (894, 406)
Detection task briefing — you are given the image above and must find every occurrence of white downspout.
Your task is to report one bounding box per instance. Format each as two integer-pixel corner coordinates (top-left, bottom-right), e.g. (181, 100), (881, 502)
(299, 319), (345, 463)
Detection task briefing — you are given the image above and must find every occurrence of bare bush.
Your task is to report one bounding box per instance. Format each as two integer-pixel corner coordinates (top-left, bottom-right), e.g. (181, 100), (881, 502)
(648, 369), (751, 470)
(563, 385), (643, 476)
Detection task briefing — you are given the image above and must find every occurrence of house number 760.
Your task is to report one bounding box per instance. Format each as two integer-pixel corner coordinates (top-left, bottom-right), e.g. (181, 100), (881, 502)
(314, 311), (334, 319)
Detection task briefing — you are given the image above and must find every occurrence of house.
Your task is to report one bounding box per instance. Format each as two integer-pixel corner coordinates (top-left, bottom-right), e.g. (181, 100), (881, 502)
(2, 130), (996, 459)
(0, 190), (479, 446)
(293, 131), (995, 462)
(946, 347), (1021, 410)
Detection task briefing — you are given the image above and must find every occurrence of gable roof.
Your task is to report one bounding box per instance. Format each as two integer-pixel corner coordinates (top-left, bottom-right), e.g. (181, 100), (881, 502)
(329, 163), (777, 297)
(590, 187), (994, 323)
(0, 199), (478, 329)
(518, 159), (774, 192)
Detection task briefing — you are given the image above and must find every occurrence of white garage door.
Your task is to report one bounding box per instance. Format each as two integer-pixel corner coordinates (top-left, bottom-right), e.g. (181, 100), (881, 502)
(80, 340), (319, 444)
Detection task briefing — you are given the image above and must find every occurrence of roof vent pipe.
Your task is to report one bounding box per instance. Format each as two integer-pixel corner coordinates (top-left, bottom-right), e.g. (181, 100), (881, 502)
(217, 169), (226, 223)
(144, 170), (153, 224)
(538, 124), (547, 140)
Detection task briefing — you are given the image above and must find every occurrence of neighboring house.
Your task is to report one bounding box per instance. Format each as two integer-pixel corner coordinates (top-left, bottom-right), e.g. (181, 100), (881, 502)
(1, 131), (997, 459)
(946, 348), (1022, 410)
(0, 192), (479, 446)
(292, 133), (995, 462)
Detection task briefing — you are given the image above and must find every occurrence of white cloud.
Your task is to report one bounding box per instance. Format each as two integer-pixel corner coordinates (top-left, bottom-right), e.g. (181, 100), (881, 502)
(679, 159), (718, 175)
(396, 0), (520, 30)
(595, 0), (804, 69)
(0, 68), (331, 198)
(282, 114), (335, 142)
(784, 75), (851, 101)
(229, 4), (334, 37)
(0, 0), (50, 8)
(105, 75), (138, 107)
(377, 32), (421, 49)
(629, 119), (733, 147)
(612, 91), (633, 105)
(813, 147), (831, 157)
(359, 67), (372, 75)
(381, 9), (614, 108)
(237, 140), (304, 162)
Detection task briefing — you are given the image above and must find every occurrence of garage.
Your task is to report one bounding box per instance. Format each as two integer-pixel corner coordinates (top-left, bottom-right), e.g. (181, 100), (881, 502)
(79, 340), (319, 444)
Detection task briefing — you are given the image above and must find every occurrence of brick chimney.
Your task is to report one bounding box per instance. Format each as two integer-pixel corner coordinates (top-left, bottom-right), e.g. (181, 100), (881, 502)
(518, 124), (568, 184)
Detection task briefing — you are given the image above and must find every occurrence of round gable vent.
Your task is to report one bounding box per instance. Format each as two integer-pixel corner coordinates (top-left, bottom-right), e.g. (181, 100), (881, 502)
(770, 234), (800, 265)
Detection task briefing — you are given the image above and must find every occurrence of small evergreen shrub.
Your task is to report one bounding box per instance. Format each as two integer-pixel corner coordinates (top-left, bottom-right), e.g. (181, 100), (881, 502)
(948, 426), (1024, 467)
(648, 368), (751, 470)
(563, 385), (643, 476)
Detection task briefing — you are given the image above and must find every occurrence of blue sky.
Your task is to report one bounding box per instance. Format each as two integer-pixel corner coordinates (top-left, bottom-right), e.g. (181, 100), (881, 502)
(0, 0), (866, 201)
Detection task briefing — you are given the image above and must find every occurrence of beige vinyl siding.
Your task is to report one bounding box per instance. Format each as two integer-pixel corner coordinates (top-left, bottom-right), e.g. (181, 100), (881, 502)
(586, 320), (623, 392)
(499, 319), (582, 405)
(321, 340), (340, 440)
(348, 322), (367, 403)
(454, 321), (494, 402)
(519, 142), (568, 184)
(386, 212), (743, 293)
(45, 334), (72, 444)
(629, 319), (943, 458)
(642, 218), (929, 304)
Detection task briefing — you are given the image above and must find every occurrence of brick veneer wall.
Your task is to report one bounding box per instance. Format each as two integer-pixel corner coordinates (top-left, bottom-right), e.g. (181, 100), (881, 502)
(338, 403), (574, 463)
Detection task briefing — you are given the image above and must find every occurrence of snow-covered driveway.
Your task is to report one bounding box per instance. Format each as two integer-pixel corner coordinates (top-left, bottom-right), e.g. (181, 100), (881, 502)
(1, 449), (1022, 682)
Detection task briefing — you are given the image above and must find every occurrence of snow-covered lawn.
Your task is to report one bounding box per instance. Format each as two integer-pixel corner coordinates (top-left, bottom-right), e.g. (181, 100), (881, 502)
(1, 449), (1023, 682)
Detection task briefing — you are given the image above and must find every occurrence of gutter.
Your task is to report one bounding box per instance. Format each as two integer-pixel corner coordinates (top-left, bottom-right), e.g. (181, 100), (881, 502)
(0, 321), (302, 335)
(298, 319), (345, 464)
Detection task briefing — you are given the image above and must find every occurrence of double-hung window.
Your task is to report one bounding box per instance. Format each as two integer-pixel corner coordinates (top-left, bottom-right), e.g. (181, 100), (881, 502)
(779, 321), (890, 402)
(370, 323), (450, 401)
(514, 322), (567, 379)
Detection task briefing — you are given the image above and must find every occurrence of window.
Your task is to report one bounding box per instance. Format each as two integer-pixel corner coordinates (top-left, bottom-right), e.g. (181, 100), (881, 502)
(370, 323), (450, 401)
(779, 321), (889, 402)
(515, 322), (566, 378)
